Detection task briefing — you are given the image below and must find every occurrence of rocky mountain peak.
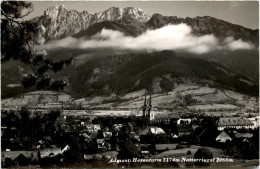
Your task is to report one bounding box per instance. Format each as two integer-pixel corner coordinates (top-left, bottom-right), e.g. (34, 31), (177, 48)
(43, 5), (69, 18)
(91, 6), (150, 24)
(123, 7), (150, 22)
(34, 5), (150, 43)
(34, 5), (258, 46)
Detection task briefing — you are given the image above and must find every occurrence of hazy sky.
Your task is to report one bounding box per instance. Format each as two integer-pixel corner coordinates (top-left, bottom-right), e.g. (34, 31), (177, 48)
(25, 1), (259, 29)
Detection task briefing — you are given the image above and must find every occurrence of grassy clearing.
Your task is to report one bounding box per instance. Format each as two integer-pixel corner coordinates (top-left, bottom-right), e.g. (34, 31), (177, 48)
(188, 104), (238, 111)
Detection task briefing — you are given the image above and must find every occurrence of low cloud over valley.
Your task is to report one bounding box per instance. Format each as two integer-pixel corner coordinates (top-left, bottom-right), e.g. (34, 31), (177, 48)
(37, 24), (255, 54)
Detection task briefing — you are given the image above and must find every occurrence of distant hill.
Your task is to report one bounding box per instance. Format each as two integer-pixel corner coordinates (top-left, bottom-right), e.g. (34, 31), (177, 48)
(2, 50), (258, 99)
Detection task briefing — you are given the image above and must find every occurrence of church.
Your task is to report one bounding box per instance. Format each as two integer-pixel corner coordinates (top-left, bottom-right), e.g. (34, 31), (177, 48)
(142, 91), (154, 121)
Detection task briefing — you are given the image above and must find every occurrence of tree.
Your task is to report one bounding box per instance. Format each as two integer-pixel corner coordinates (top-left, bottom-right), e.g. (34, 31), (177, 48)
(118, 138), (140, 159)
(170, 118), (179, 135)
(199, 117), (219, 146)
(1, 2), (72, 93)
(194, 147), (213, 166)
(14, 154), (29, 166)
(148, 140), (156, 155)
(111, 132), (119, 151)
(63, 133), (82, 164)
(184, 94), (195, 106)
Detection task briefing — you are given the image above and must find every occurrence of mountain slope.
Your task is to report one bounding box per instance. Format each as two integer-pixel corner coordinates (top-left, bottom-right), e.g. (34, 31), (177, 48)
(2, 50), (258, 99)
(146, 14), (259, 46)
(55, 50), (258, 98)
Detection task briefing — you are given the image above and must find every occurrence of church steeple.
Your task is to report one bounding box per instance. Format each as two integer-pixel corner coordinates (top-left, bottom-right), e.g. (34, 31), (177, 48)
(143, 90), (153, 118)
(143, 91), (147, 117)
(148, 92), (152, 117)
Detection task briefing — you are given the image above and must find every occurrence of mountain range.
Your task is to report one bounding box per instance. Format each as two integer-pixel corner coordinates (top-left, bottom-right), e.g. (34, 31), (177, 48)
(33, 6), (150, 44)
(1, 5), (259, 99)
(33, 5), (258, 46)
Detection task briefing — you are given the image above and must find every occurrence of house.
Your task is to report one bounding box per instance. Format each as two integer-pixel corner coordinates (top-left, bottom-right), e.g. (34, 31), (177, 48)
(217, 117), (254, 130)
(80, 133), (91, 140)
(130, 132), (140, 143)
(151, 113), (180, 124)
(37, 144), (70, 159)
(1, 126), (7, 136)
(103, 132), (112, 140)
(133, 135), (140, 143)
(216, 131), (232, 143)
(234, 133), (253, 139)
(86, 124), (101, 133)
(247, 116), (259, 129)
(97, 139), (105, 149)
(177, 118), (191, 125)
(38, 147), (62, 159)
(89, 132), (98, 140)
(242, 138), (249, 143)
(172, 134), (179, 139)
(192, 124), (199, 130)
(84, 154), (93, 160)
(141, 151), (149, 155)
(96, 139), (111, 151)
(61, 145), (70, 153)
(113, 124), (123, 131)
(140, 126), (165, 135)
(191, 117), (199, 124)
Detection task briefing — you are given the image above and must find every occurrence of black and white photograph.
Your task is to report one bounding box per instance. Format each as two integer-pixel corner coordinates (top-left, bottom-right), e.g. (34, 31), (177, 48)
(1, 0), (259, 168)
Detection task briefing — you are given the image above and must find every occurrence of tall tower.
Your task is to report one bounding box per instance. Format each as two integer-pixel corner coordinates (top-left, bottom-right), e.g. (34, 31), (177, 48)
(143, 91), (153, 119)
(143, 91), (147, 117)
(147, 93), (152, 118)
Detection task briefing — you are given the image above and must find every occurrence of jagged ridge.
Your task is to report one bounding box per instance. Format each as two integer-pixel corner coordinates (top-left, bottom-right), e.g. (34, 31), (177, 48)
(34, 5), (150, 44)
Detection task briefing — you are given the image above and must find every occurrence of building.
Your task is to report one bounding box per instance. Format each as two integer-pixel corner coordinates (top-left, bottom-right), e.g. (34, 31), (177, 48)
(234, 132), (253, 139)
(37, 144), (69, 159)
(96, 139), (111, 150)
(216, 131), (232, 143)
(113, 124), (123, 131)
(140, 126), (165, 135)
(217, 117), (254, 131)
(103, 131), (112, 140)
(86, 124), (101, 133)
(247, 116), (260, 129)
(142, 91), (154, 120)
(151, 113), (180, 124)
(177, 118), (192, 125)
(96, 139), (105, 149)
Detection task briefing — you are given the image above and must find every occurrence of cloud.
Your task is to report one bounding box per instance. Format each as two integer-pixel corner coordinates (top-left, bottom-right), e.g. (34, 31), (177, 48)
(37, 24), (254, 54)
(222, 37), (255, 50)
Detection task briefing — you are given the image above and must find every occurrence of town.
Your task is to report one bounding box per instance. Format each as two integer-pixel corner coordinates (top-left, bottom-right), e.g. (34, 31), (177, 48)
(1, 82), (259, 168)
(1, 1), (259, 168)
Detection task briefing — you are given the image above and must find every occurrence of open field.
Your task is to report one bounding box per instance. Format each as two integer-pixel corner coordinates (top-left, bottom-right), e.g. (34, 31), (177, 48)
(179, 87), (216, 96)
(2, 83), (258, 118)
(193, 90), (231, 102)
(188, 104), (239, 111)
(121, 89), (146, 100)
(172, 84), (199, 93)
(155, 145), (225, 159)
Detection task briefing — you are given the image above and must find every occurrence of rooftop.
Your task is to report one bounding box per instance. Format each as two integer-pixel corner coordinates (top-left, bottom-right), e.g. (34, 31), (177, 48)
(217, 117), (253, 127)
